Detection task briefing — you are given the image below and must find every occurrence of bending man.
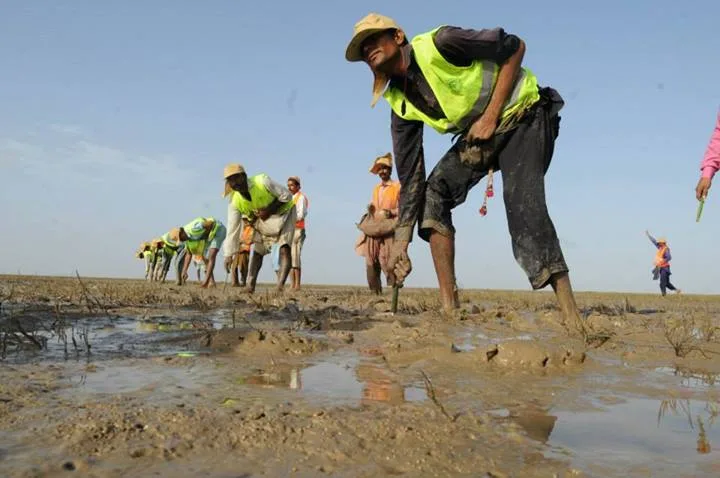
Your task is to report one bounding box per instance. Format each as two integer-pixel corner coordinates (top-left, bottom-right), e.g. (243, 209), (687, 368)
(222, 164), (296, 293)
(345, 14), (582, 323)
(172, 217), (227, 288)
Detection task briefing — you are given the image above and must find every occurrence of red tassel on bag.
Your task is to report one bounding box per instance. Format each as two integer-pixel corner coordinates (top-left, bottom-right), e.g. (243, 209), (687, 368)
(478, 169), (494, 217)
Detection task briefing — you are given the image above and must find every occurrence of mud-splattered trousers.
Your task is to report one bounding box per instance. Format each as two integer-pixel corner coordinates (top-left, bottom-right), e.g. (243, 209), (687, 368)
(394, 88), (569, 289)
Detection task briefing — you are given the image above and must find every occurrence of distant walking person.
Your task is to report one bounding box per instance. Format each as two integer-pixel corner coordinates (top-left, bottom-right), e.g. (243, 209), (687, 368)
(695, 109), (720, 202)
(646, 230), (681, 296)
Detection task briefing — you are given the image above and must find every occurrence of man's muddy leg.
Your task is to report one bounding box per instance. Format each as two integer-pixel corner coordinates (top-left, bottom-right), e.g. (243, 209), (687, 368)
(291, 268), (302, 290)
(246, 252), (263, 293)
(421, 139), (487, 312)
(239, 251), (249, 287)
(550, 272), (582, 327)
(429, 231), (459, 311)
(231, 263), (240, 287)
(366, 264), (382, 294)
(201, 248), (219, 288)
(380, 238), (396, 288)
(499, 95), (581, 327)
(276, 245), (292, 291)
(290, 268), (297, 289)
(175, 247), (187, 285)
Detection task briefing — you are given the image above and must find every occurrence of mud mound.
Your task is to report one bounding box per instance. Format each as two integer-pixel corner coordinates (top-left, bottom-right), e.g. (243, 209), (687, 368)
(202, 329), (327, 356)
(485, 340), (587, 369)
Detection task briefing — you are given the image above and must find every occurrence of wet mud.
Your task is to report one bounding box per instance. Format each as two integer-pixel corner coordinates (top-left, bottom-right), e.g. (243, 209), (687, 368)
(2, 276), (720, 477)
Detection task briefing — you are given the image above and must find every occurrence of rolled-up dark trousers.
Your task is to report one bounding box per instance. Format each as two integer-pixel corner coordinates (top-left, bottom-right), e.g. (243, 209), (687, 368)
(419, 87), (569, 289)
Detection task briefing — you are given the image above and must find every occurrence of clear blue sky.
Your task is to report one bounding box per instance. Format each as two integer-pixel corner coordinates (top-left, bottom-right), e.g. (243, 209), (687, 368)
(2, 0), (719, 293)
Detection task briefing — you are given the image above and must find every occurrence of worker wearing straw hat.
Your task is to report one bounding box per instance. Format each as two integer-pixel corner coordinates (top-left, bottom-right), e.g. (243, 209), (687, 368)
(222, 164), (296, 293)
(136, 242), (154, 281)
(354, 153), (400, 294)
(152, 230), (184, 284)
(169, 217), (227, 288)
(345, 13), (582, 324)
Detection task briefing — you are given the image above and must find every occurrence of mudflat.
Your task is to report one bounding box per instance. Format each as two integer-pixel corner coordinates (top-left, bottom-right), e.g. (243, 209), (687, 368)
(1, 275), (719, 477)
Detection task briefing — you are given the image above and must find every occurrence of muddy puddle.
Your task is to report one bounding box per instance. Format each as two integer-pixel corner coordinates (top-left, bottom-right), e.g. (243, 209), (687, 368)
(547, 396), (720, 476)
(1, 309), (253, 363)
(233, 353), (427, 407)
(49, 352), (428, 415)
(3, 307), (427, 408)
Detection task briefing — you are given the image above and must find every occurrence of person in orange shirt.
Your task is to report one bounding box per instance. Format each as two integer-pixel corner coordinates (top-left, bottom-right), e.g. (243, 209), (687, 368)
(646, 230), (681, 296)
(356, 153), (401, 293)
(287, 176), (309, 290)
(231, 220), (254, 287)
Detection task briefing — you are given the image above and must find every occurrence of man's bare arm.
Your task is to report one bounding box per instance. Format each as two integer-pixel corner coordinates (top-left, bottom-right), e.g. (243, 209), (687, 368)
(482, 39), (525, 123)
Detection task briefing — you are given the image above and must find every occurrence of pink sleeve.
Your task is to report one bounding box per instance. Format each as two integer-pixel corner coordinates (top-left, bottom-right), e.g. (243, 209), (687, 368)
(701, 110), (720, 179)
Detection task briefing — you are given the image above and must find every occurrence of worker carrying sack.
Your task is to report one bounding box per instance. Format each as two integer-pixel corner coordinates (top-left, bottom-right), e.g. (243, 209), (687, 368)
(356, 210), (397, 238)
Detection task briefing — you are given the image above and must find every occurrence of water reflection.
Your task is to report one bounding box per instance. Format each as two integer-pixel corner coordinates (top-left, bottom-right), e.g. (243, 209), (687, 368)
(658, 398), (719, 454)
(548, 396), (720, 475)
(510, 411), (557, 443)
(356, 363), (407, 405)
(655, 365), (720, 389)
(240, 358), (426, 406)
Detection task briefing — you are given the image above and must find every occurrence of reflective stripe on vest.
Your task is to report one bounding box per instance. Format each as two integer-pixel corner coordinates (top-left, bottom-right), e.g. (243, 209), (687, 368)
(231, 174), (293, 217)
(383, 27), (540, 135)
(654, 246), (669, 268)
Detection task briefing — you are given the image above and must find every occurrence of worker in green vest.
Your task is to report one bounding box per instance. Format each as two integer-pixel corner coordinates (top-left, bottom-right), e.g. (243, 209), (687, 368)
(151, 235), (182, 284)
(345, 14), (582, 325)
(136, 241), (154, 281)
(222, 164), (297, 293)
(170, 217), (227, 288)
